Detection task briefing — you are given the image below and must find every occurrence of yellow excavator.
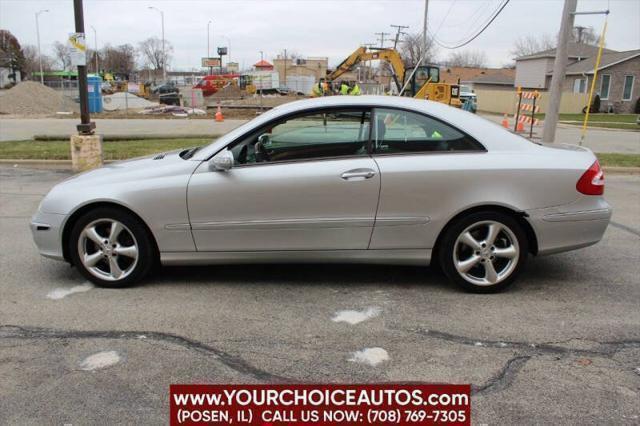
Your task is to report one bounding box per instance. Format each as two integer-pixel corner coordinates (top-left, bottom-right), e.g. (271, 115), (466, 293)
(327, 46), (461, 107)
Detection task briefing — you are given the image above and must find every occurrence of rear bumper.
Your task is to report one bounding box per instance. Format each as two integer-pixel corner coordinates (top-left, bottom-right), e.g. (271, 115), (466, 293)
(30, 211), (67, 261)
(527, 198), (612, 255)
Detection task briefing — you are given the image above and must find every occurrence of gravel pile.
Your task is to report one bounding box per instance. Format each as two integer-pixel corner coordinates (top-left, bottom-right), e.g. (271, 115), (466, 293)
(0, 81), (79, 115)
(103, 92), (158, 111)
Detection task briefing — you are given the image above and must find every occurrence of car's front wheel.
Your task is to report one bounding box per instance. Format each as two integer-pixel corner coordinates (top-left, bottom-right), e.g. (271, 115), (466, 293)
(439, 211), (528, 293)
(69, 207), (155, 288)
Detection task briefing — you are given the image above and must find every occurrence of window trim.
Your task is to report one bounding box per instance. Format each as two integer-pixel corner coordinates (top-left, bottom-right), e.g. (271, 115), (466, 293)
(217, 106), (375, 168)
(622, 75), (635, 101)
(599, 74), (611, 100)
(370, 107), (487, 156)
(573, 77), (586, 94)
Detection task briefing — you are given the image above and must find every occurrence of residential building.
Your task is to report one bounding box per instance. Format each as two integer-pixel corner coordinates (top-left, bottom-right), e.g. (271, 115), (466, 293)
(440, 66), (515, 91)
(514, 43), (639, 113)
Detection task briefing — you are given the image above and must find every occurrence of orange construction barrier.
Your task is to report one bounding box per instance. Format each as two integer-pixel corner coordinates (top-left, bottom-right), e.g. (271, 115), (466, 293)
(215, 105), (224, 122)
(501, 113), (509, 128)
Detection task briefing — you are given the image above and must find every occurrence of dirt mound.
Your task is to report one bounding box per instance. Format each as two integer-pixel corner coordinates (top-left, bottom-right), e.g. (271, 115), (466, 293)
(210, 83), (243, 100)
(0, 81), (79, 115)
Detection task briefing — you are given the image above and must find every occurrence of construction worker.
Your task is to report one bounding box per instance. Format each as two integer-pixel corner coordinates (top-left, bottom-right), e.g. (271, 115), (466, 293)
(339, 81), (350, 95)
(349, 82), (361, 96)
(311, 79), (325, 97)
(322, 80), (330, 96)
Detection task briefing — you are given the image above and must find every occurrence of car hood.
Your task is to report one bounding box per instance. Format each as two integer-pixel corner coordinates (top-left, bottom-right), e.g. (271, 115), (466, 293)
(64, 149), (194, 184)
(39, 149), (201, 214)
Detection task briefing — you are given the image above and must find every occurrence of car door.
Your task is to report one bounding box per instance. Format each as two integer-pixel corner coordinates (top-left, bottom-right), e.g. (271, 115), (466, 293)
(187, 107), (380, 251)
(369, 107), (486, 250)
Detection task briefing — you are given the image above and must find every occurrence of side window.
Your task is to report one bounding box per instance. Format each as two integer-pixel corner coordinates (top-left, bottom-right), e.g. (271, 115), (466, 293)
(230, 109), (370, 165)
(373, 108), (482, 154)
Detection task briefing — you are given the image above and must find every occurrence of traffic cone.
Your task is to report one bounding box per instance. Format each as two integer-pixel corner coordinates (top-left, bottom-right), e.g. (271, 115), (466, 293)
(215, 105), (224, 122)
(501, 113), (509, 128)
(516, 119), (525, 132)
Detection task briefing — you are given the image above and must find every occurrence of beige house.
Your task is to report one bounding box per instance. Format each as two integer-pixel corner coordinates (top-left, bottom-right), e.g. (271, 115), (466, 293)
(273, 56), (328, 86)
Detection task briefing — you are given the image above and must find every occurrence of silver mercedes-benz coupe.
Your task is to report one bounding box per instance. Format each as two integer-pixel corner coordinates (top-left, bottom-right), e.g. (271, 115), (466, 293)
(31, 96), (611, 292)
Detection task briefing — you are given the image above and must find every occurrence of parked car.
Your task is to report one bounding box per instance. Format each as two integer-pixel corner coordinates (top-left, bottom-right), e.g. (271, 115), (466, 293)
(31, 96), (611, 292)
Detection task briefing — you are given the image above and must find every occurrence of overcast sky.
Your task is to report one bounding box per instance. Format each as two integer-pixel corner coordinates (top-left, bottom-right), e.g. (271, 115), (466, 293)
(1, 0), (638, 70)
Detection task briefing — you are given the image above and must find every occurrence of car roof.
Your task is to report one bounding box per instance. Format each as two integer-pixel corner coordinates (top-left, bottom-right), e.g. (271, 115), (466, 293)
(193, 96), (532, 161)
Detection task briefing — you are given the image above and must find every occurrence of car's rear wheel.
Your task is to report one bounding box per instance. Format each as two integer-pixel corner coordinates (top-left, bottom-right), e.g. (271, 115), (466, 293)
(69, 207), (154, 288)
(439, 211), (528, 293)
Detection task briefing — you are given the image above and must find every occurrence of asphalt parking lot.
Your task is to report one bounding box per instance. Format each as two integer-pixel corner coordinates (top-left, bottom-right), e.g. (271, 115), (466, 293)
(1, 165), (638, 424)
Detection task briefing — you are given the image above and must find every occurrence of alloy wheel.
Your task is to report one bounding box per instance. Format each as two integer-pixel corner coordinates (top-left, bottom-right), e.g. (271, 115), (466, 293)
(453, 220), (519, 286)
(77, 219), (139, 282)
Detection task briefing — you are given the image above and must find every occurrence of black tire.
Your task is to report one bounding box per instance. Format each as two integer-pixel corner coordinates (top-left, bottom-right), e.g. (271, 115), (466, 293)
(68, 207), (155, 288)
(438, 211), (528, 293)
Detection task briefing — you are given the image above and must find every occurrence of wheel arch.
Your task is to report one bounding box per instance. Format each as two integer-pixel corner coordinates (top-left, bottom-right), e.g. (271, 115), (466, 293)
(432, 204), (539, 262)
(61, 201), (160, 263)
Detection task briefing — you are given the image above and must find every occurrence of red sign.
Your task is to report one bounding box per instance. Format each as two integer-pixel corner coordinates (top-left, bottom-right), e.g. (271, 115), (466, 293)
(170, 384), (470, 425)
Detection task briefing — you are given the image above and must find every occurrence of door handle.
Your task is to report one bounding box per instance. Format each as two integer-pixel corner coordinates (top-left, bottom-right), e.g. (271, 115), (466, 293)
(341, 168), (376, 180)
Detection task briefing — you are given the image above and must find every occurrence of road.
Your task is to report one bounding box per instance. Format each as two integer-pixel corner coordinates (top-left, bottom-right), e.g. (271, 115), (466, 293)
(0, 118), (246, 141)
(0, 166), (639, 424)
(1, 116), (639, 154)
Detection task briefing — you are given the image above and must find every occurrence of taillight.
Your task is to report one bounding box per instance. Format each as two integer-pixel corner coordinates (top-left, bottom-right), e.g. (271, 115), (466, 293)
(576, 160), (604, 195)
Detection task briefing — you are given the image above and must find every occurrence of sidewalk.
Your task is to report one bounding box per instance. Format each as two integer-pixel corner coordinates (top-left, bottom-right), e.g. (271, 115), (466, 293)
(0, 118), (246, 142)
(478, 113), (639, 154)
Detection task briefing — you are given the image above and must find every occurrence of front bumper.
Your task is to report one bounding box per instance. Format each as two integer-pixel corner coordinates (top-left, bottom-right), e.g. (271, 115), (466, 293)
(526, 197), (612, 255)
(30, 211), (67, 261)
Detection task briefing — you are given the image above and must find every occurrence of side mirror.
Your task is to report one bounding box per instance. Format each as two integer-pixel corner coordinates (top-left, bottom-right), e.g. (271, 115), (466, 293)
(209, 148), (234, 171)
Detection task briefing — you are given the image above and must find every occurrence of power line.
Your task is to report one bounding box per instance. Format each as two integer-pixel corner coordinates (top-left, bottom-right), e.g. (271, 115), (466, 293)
(433, 0), (510, 49)
(434, 0), (505, 47)
(432, 0), (457, 38)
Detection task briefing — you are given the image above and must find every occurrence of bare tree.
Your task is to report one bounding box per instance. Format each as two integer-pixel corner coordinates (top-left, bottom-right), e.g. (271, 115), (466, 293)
(571, 26), (599, 45)
(21, 45), (54, 78)
(52, 41), (72, 70)
(445, 50), (488, 68)
(137, 37), (173, 72)
(399, 32), (438, 67)
(510, 34), (555, 58)
(100, 44), (136, 76)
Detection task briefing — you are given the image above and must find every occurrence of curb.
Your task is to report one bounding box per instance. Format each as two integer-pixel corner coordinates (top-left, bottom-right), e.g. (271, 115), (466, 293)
(1, 159), (639, 175)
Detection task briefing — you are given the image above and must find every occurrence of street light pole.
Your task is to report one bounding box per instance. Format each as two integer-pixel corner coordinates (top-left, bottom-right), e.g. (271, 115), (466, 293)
(35, 9), (48, 85)
(148, 6), (166, 81)
(207, 20), (212, 75)
(90, 25), (98, 74)
(220, 35), (231, 63)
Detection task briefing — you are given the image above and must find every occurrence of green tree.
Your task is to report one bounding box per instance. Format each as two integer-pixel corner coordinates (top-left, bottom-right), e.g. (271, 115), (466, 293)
(0, 29), (26, 83)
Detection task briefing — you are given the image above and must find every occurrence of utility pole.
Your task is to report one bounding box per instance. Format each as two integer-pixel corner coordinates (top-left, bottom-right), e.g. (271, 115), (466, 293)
(542, 0), (577, 143)
(375, 32), (389, 48)
(390, 24), (409, 49)
(90, 25), (98, 74)
(35, 9), (48, 85)
(423, 0), (429, 61)
(73, 0), (93, 134)
(283, 48), (287, 90)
